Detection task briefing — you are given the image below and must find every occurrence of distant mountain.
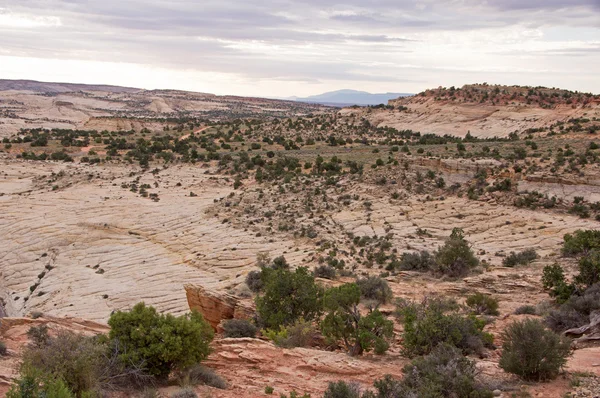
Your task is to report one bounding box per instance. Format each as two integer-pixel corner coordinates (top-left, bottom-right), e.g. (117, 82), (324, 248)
(0, 79), (140, 94)
(288, 89), (412, 106)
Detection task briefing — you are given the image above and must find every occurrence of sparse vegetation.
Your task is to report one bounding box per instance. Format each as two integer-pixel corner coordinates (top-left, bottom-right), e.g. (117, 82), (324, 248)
(502, 249), (538, 267)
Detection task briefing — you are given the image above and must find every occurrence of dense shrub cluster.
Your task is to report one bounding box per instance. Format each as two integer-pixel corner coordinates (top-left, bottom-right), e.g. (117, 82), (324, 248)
(321, 283), (393, 356)
(7, 303), (219, 397)
(396, 250), (435, 271)
(397, 297), (492, 357)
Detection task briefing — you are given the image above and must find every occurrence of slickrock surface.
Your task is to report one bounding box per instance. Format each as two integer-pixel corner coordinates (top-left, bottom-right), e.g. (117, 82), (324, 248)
(0, 159), (310, 322)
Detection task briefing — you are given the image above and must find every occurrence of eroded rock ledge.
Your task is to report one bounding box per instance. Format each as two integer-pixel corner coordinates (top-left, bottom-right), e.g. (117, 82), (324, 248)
(185, 284), (254, 330)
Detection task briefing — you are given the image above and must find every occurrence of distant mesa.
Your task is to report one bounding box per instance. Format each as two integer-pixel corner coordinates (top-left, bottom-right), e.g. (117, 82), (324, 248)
(287, 89), (413, 107)
(0, 79), (140, 94)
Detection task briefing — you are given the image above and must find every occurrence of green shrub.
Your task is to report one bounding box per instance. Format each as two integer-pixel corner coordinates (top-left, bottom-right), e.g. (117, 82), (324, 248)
(397, 250), (435, 271)
(256, 267), (323, 329)
(245, 270), (263, 292)
(356, 276), (393, 306)
(323, 381), (361, 398)
(562, 230), (600, 257)
(222, 319), (257, 338)
(499, 319), (571, 381)
(0, 341), (6, 356)
(7, 365), (74, 398)
(397, 297), (492, 357)
(465, 293), (500, 316)
(313, 265), (336, 280)
(265, 385), (274, 394)
(514, 305), (537, 315)
(368, 345), (493, 398)
(321, 283), (393, 356)
(108, 303), (214, 380)
(435, 228), (479, 278)
(502, 249), (538, 267)
(542, 264), (575, 303)
(575, 250), (600, 288)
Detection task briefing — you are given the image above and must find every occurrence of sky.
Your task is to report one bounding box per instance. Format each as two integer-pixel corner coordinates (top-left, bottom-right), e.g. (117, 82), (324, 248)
(0, 1), (599, 97)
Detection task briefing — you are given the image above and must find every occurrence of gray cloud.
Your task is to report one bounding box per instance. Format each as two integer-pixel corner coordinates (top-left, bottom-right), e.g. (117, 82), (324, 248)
(0, 0), (599, 93)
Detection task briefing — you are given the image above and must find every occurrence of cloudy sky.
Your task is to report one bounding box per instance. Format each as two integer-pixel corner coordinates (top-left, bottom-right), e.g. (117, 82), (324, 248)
(0, 1), (599, 96)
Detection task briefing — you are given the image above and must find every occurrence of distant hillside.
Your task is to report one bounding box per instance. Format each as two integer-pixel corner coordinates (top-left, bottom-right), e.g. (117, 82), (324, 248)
(0, 79), (140, 93)
(340, 83), (600, 139)
(290, 89), (412, 106)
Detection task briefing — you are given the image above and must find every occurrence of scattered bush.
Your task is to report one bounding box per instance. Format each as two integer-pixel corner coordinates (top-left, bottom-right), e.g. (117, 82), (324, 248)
(397, 250), (435, 272)
(314, 264), (336, 280)
(499, 319), (571, 381)
(356, 276), (393, 306)
(397, 297), (492, 357)
(323, 380), (362, 398)
(265, 385), (274, 394)
(435, 228), (479, 278)
(514, 305), (537, 315)
(465, 293), (500, 316)
(108, 302), (214, 380)
(182, 364), (227, 389)
(30, 311), (44, 319)
(321, 283), (393, 356)
(222, 319), (257, 338)
(0, 341), (7, 356)
(245, 270), (263, 293)
(368, 345), (493, 398)
(502, 249), (538, 267)
(171, 387), (198, 398)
